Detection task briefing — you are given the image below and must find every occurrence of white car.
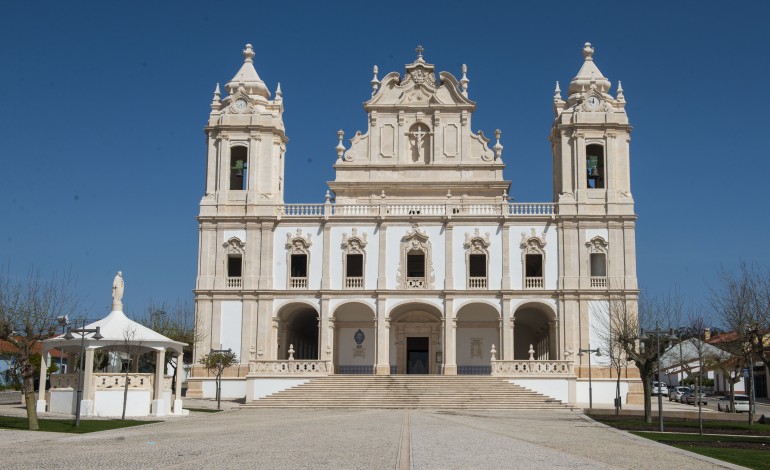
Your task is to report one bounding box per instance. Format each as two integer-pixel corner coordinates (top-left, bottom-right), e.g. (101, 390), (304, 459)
(651, 381), (669, 397)
(669, 386), (689, 402)
(717, 395), (755, 413)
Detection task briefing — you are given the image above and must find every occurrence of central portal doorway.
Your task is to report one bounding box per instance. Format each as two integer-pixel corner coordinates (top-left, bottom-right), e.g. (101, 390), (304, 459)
(406, 337), (429, 374)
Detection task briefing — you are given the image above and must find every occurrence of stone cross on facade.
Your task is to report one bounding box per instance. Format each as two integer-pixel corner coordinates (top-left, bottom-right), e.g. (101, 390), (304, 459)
(410, 125), (429, 162)
(415, 45), (424, 60)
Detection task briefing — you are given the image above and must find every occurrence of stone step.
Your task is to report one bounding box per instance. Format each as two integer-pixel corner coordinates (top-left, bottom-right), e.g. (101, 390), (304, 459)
(242, 375), (565, 410)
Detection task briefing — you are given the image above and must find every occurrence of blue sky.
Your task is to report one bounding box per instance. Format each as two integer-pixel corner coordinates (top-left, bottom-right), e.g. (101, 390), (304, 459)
(1, 1), (768, 322)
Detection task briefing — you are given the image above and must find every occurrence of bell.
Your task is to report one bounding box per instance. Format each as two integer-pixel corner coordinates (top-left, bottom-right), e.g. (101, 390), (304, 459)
(231, 160), (246, 176)
(590, 167), (599, 177)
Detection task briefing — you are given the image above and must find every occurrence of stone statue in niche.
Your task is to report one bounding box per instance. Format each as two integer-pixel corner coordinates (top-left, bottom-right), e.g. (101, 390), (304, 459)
(409, 123), (430, 163)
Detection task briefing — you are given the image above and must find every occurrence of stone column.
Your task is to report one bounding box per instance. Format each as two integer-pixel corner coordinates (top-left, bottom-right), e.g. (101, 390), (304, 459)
(321, 225), (331, 289)
(36, 348), (48, 413)
(247, 132), (260, 192)
(443, 298), (457, 375)
(173, 352), (184, 414)
(326, 317), (335, 373)
(152, 348), (167, 416)
(205, 131), (218, 195)
(374, 298), (390, 375)
(318, 298), (331, 362)
(81, 347), (95, 417)
(217, 134), (230, 202)
(377, 224), (387, 289)
(259, 222), (274, 289)
(548, 319), (558, 360)
(510, 317), (516, 360)
(444, 223), (454, 289)
(501, 298), (513, 360)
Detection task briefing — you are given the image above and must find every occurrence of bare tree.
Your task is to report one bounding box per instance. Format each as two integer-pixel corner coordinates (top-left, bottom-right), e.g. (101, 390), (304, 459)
(594, 296), (630, 416)
(712, 262), (770, 425)
(140, 299), (202, 393)
(120, 326), (143, 420)
(607, 291), (681, 423)
(0, 269), (81, 430)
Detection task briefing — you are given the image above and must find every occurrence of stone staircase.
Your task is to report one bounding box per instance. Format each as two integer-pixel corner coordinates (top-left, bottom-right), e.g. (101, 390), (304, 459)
(241, 375), (568, 409)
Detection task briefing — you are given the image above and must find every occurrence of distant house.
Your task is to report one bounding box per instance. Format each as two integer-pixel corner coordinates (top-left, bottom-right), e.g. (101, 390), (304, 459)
(707, 331), (769, 398)
(659, 339), (726, 389)
(0, 339), (68, 388)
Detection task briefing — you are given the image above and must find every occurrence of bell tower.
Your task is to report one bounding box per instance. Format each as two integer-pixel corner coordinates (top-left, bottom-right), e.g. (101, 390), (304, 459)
(200, 44), (287, 219)
(550, 42), (633, 217)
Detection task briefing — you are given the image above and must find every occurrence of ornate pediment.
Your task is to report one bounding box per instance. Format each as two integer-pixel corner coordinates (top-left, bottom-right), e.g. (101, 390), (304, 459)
(341, 228), (368, 252)
(223, 237), (245, 254)
(402, 224), (430, 243)
(285, 228), (312, 253)
(520, 228), (546, 253)
(464, 228), (491, 252)
(586, 236), (608, 253)
(224, 88), (254, 114)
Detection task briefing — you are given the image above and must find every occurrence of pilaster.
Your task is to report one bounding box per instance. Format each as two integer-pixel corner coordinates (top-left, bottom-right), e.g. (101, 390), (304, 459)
(444, 223), (454, 290)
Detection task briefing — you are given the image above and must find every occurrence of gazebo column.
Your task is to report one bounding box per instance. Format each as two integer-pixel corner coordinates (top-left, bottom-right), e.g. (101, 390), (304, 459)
(35, 347), (49, 413)
(151, 348), (167, 416)
(81, 348), (95, 417)
(173, 352), (184, 414)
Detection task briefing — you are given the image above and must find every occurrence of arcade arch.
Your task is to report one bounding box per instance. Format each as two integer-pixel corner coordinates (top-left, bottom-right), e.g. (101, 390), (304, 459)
(455, 302), (500, 374)
(388, 302), (443, 374)
(512, 302), (557, 360)
(332, 302), (376, 374)
(275, 303), (319, 360)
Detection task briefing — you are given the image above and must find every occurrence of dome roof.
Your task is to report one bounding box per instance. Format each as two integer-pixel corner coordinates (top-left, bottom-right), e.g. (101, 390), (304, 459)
(568, 42), (612, 97)
(225, 44), (270, 99)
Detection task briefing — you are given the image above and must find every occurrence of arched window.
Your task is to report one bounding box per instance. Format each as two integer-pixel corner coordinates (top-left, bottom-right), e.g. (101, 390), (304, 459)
(464, 229), (491, 289)
(230, 146), (248, 190)
(341, 228), (367, 289)
(586, 236), (609, 288)
(520, 229), (546, 289)
(397, 224), (434, 289)
(285, 229), (312, 289)
(408, 123), (431, 163)
(586, 144), (604, 189)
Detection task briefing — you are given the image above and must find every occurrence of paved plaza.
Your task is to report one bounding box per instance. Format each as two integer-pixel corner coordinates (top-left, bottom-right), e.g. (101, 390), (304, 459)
(0, 406), (743, 469)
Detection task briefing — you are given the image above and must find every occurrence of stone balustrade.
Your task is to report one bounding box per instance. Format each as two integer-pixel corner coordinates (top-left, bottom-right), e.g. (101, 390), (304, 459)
(248, 360), (332, 376)
(490, 360), (574, 377)
(289, 277), (308, 289)
(226, 277), (242, 288)
(524, 277), (544, 289)
(50, 373), (78, 389)
(345, 276), (364, 288)
(468, 277), (487, 289)
(92, 373), (154, 390)
(276, 202), (556, 220)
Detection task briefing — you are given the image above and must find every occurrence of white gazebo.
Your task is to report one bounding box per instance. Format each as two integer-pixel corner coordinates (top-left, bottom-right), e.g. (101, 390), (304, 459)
(37, 273), (187, 417)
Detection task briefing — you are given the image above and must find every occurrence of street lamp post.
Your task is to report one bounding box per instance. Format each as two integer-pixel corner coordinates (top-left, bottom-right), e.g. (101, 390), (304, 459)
(64, 321), (103, 427)
(577, 345), (601, 410)
(640, 322), (677, 432)
(55, 315), (69, 374)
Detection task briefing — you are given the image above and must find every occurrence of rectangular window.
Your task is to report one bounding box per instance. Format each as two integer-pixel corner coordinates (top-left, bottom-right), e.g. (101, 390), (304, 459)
(525, 254), (543, 277)
(346, 254), (363, 277)
(590, 253), (607, 277)
(407, 252), (425, 277)
(227, 255), (242, 277)
(230, 146), (248, 190)
(469, 254), (486, 277)
(290, 254), (308, 278)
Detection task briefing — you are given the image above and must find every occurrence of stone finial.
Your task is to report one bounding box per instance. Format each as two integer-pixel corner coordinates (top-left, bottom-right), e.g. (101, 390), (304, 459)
(213, 83), (221, 101)
(276, 82), (283, 97)
(582, 42), (594, 61)
(380, 189), (386, 199)
(446, 189), (452, 199)
(243, 43), (255, 63)
(490, 344), (497, 361)
(325, 190), (331, 203)
(493, 129), (503, 159)
(616, 80), (625, 101)
(528, 344), (535, 360)
(371, 65), (380, 96)
(554, 81), (561, 100)
(336, 129), (345, 161)
(288, 344), (295, 360)
(502, 190), (509, 202)
(460, 64), (469, 97)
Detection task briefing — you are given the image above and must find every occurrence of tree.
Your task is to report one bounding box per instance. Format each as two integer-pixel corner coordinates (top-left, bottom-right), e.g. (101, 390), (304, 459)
(140, 299), (202, 393)
(712, 262), (770, 425)
(198, 350), (237, 410)
(593, 297), (631, 416)
(119, 326), (143, 420)
(607, 291), (681, 423)
(0, 269), (81, 430)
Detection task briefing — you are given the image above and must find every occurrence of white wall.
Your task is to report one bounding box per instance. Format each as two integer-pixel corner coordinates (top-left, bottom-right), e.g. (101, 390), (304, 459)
(202, 378), (247, 399)
(220, 300), (243, 360)
(337, 327), (376, 365)
(588, 300), (611, 365)
(223, 229), (246, 242)
(510, 378), (571, 404)
(93, 389), (151, 417)
(575, 378), (629, 406)
(456, 326), (498, 366)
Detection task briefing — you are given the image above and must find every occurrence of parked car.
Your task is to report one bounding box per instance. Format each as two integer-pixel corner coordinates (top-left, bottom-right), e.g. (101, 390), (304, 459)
(717, 395), (755, 413)
(684, 388), (707, 406)
(651, 381), (669, 397)
(669, 386), (689, 402)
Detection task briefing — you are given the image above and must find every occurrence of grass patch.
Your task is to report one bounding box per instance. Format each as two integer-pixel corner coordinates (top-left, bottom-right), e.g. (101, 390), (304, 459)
(632, 432), (770, 469)
(591, 415), (770, 436)
(0, 416), (158, 434)
(184, 407), (222, 413)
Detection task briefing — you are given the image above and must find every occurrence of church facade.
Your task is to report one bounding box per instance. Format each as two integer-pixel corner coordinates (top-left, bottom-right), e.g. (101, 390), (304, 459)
(188, 43), (639, 405)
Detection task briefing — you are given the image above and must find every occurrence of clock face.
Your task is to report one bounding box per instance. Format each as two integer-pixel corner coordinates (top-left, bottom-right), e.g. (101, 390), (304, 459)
(234, 99), (247, 110)
(587, 96), (600, 109)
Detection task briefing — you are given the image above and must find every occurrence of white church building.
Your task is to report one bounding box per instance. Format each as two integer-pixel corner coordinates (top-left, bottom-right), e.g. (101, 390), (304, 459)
(188, 43), (640, 405)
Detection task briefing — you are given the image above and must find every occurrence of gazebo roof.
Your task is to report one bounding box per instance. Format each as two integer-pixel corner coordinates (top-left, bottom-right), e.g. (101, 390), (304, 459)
(42, 309), (185, 354)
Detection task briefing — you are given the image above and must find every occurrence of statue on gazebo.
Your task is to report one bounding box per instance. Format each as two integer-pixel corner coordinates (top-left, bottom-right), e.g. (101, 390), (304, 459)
(112, 271), (124, 310)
